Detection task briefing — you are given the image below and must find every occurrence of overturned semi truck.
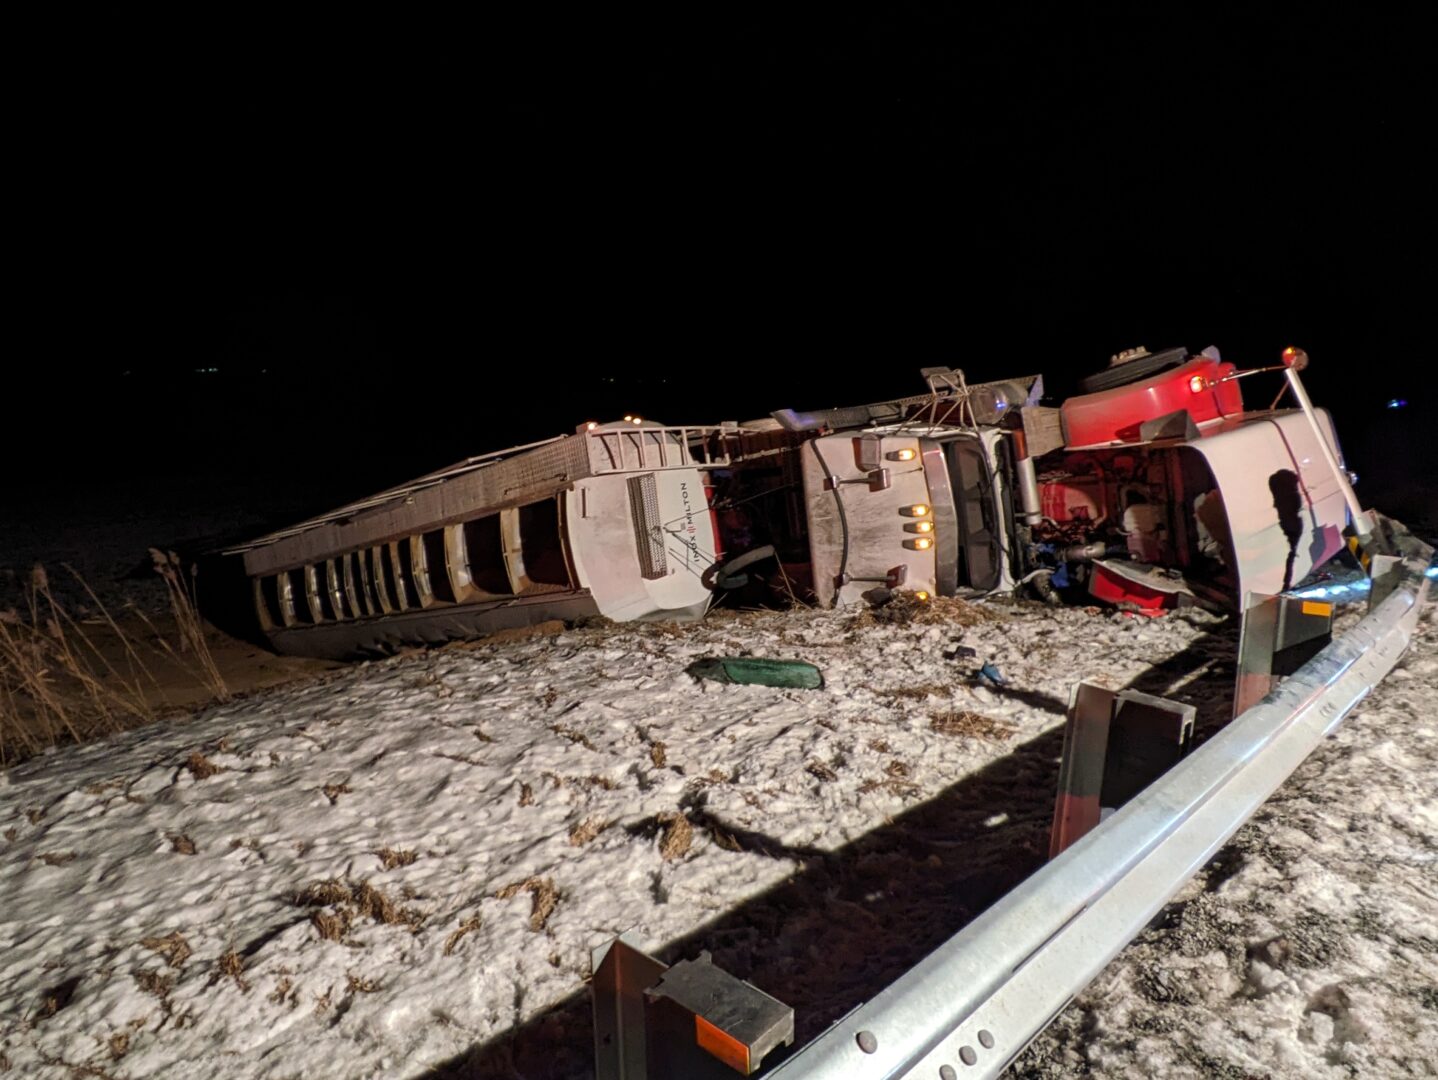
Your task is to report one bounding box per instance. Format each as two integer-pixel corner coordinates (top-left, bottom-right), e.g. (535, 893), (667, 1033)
(227, 345), (1432, 1078)
(230, 344), (1357, 660)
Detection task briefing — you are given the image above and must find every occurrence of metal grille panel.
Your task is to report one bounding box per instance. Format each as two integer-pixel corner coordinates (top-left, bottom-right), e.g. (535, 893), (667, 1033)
(628, 474), (668, 580)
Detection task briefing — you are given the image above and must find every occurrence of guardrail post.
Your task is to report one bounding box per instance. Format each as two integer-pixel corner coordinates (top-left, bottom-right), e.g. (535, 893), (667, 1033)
(1235, 592), (1335, 716)
(1050, 684), (1196, 857)
(592, 934), (794, 1079)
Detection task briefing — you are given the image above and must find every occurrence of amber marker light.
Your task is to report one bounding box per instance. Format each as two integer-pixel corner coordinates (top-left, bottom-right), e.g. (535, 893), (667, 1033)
(903, 504), (930, 517)
(915, 590), (931, 601)
(888, 448), (917, 461)
(1188, 374), (1206, 393)
(904, 537), (933, 550)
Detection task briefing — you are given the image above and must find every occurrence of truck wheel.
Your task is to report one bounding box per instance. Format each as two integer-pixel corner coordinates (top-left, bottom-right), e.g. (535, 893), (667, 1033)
(1077, 347), (1188, 394)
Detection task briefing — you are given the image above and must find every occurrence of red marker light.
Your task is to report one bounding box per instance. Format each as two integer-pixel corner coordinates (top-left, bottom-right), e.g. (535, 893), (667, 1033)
(1282, 346), (1309, 370)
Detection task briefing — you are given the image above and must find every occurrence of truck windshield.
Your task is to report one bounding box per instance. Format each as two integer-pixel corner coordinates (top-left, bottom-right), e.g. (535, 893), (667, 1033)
(947, 439), (1004, 591)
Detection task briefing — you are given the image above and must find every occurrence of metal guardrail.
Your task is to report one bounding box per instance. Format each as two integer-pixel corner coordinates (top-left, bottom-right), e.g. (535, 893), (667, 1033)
(765, 532), (1432, 1079)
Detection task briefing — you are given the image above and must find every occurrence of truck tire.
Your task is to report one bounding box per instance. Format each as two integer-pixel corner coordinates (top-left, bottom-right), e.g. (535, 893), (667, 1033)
(1077, 347), (1188, 394)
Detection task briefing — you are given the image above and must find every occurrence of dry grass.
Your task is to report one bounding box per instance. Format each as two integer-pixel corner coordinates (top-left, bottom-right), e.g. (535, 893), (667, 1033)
(185, 751), (224, 779)
(882, 683), (956, 701)
(657, 812), (693, 860)
(135, 969), (174, 1000)
(147, 549), (228, 701)
(0, 566), (152, 764)
(269, 976), (295, 1006)
(169, 834), (197, 855)
(322, 782), (351, 804)
(444, 914), (483, 956)
(517, 781), (535, 806)
(346, 973), (381, 994)
(109, 1032), (130, 1060)
(649, 741), (667, 768)
(929, 709), (1017, 740)
(567, 816), (610, 847)
(855, 592), (999, 628)
(805, 760), (838, 782)
(217, 950), (249, 991)
(139, 932), (191, 968)
(0, 559), (235, 768)
(294, 880), (351, 907)
(496, 876), (560, 932)
(310, 909), (354, 942)
(549, 724), (596, 750)
(375, 847), (418, 870)
(293, 878), (423, 940)
(37, 851), (76, 867)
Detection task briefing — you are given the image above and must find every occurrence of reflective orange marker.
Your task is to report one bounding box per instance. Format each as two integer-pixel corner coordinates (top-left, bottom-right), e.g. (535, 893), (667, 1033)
(696, 1015), (750, 1074)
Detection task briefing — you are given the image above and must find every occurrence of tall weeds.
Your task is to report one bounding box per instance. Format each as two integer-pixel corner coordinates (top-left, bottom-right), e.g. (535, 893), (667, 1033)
(0, 556), (228, 768)
(0, 566), (146, 765)
(148, 549), (229, 702)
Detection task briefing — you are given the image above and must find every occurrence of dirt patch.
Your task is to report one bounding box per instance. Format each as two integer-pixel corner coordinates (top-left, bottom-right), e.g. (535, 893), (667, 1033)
(455, 620), (566, 650)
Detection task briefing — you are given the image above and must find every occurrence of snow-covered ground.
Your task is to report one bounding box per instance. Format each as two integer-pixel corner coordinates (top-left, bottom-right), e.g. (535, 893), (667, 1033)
(1, 594), (1432, 1079)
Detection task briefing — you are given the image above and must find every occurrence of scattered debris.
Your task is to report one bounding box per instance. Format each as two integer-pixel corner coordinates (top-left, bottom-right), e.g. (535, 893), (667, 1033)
(687, 656), (824, 689)
(975, 662), (1008, 687)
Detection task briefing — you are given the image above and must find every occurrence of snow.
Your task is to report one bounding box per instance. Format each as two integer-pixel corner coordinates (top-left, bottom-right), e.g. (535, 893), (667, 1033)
(1, 595), (1433, 1079)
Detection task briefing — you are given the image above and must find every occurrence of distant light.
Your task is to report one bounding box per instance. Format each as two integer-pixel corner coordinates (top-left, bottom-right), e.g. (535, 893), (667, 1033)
(1386, 398), (1408, 409)
(623, 414), (633, 422)
(1426, 566), (1438, 579)
(631, 416), (643, 424)
(585, 421), (598, 430)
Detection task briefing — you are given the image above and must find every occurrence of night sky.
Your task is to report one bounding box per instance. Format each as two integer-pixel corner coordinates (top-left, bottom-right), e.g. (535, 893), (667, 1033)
(18, 9), (1431, 542)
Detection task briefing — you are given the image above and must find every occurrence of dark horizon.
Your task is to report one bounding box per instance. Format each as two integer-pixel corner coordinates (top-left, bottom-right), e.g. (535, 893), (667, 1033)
(11, 8), (1432, 549)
